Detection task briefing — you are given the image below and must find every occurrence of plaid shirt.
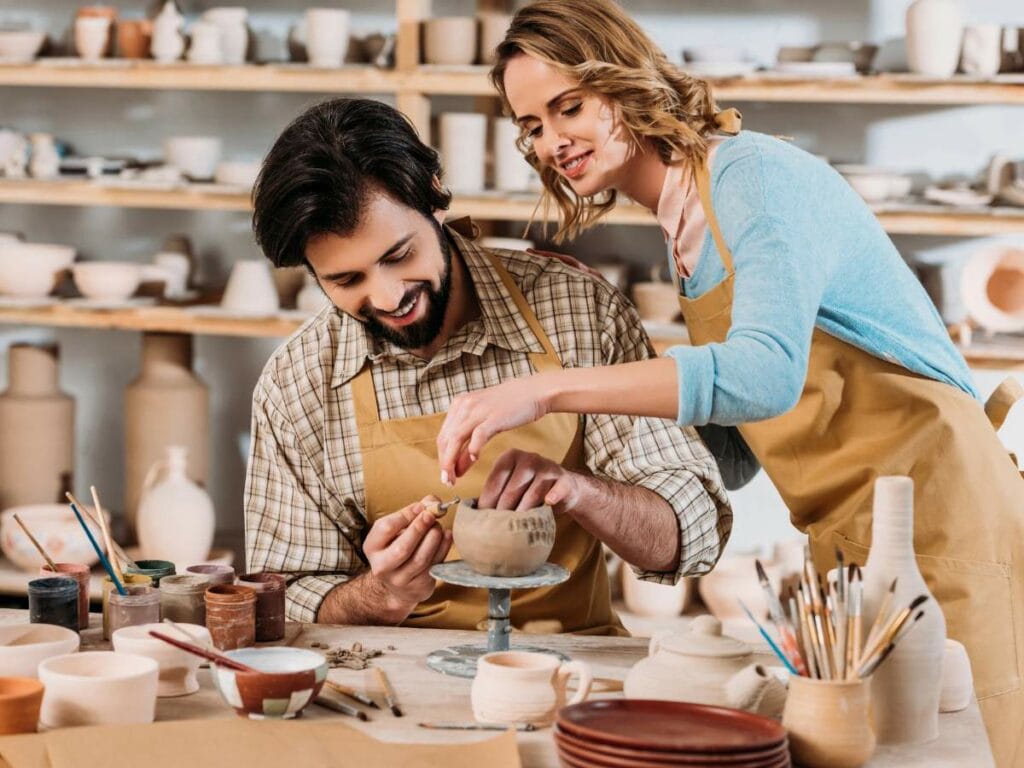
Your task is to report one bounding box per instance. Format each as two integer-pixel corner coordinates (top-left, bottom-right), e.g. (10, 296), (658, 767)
(244, 225), (732, 623)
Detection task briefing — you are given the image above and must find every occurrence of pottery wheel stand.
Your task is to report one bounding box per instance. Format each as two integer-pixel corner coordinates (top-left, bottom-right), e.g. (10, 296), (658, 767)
(425, 561), (570, 678)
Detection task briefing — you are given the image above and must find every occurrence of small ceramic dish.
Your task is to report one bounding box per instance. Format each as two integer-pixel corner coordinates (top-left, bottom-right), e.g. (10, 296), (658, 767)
(0, 242), (76, 299)
(0, 624), (80, 678)
(210, 647), (328, 719)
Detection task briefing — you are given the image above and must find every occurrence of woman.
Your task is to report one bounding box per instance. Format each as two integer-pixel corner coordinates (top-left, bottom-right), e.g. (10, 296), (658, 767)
(435, 1), (1024, 761)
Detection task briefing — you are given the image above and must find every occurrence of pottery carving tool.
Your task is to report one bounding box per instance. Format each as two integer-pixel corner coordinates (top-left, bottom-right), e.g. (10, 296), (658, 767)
(68, 498), (126, 595)
(737, 598), (799, 676)
(325, 679), (380, 709)
(13, 513), (59, 572)
(374, 667), (403, 717)
(66, 492), (137, 571)
(419, 721), (537, 732)
(315, 693), (370, 721)
(754, 559), (807, 675)
(426, 497), (461, 519)
(89, 485), (124, 586)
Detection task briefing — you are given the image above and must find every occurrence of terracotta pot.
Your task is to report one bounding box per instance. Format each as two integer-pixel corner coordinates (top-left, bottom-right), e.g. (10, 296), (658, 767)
(101, 573), (152, 640)
(452, 500), (555, 577)
(940, 638), (974, 712)
(422, 17), (477, 65)
(112, 622), (210, 697)
(124, 333), (209, 533)
(205, 584), (256, 650)
(0, 677), (44, 735)
(905, 0), (963, 78)
(783, 676), (876, 768)
(159, 573), (211, 625)
(39, 563), (90, 630)
(116, 19), (151, 58)
(0, 344), (74, 509)
(0, 624), (80, 678)
(472, 651), (592, 726)
(860, 477), (945, 745)
(38, 651), (158, 728)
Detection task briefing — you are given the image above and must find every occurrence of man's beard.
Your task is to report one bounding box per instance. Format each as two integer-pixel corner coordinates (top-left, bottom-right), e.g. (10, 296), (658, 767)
(361, 223), (452, 351)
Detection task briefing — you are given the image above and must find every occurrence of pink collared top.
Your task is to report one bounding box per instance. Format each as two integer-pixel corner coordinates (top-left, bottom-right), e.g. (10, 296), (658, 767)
(656, 138), (724, 279)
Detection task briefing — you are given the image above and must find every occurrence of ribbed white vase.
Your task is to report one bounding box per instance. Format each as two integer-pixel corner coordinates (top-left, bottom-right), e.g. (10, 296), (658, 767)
(860, 476), (945, 745)
(906, 0), (963, 78)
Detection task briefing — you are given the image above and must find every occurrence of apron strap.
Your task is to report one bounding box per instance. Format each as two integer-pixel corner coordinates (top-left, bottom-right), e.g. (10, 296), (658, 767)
(350, 363), (380, 426)
(985, 376), (1024, 431)
(693, 160), (736, 275)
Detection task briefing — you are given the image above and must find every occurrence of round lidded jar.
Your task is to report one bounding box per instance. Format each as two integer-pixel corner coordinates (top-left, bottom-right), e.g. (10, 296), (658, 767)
(126, 559), (176, 587)
(160, 573), (211, 625)
(102, 573), (152, 640)
(236, 572), (286, 642)
(40, 563), (90, 630)
(107, 585), (161, 636)
(205, 584), (256, 650)
(27, 577), (79, 632)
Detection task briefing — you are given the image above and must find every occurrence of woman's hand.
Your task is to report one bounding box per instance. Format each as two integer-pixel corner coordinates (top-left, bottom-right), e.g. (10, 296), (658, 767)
(436, 374), (554, 486)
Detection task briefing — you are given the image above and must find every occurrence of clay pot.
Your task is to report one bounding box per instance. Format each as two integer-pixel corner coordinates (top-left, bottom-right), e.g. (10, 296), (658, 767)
(136, 445), (215, 567)
(76, 6), (117, 57)
(422, 17), (477, 65)
(211, 647), (327, 719)
(961, 25), (1002, 78)
(38, 651), (158, 728)
(698, 554), (780, 621)
(304, 9), (350, 68)
(620, 566), (692, 618)
(0, 344), (75, 509)
(478, 12), (510, 65)
(221, 260), (280, 315)
(960, 246), (1024, 333)
(116, 19), (152, 59)
(940, 638), (974, 712)
(0, 624), (80, 678)
(39, 563), (90, 630)
(112, 622), (211, 697)
(905, 0), (963, 78)
(471, 651), (592, 726)
(452, 500), (555, 577)
(205, 584), (256, 650)
(0, 677), (44, 735)
(124, 333), (209, 533)
(783, 676), (876, 768)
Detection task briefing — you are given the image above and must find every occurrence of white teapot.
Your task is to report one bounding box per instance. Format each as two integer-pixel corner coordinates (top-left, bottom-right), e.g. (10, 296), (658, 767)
(624, 615), (787, 718)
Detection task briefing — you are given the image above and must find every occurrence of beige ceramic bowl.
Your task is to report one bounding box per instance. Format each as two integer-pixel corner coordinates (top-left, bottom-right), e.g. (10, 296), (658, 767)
(0, 625), (80, 678)
(39, 651), (159, 728)
(453, 500), (556, 577)
(0, 31), (46, 63)
(71, 261), (143, 301)
(0, 504), (105, 571)
(0, 242), (75, 298)
(112, 623), (211, 697)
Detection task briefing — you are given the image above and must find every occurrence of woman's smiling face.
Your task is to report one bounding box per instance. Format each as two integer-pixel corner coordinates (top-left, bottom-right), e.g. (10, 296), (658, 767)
(502, 53), (638, 198)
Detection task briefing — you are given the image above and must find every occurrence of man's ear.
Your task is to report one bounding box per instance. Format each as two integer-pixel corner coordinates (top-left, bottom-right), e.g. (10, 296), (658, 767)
(431, 175), (447, 225)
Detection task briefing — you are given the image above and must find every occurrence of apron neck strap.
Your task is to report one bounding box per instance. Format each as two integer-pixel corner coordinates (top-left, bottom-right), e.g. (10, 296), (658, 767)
(693, 160), (736, 275)
(350, 362), (380, 425)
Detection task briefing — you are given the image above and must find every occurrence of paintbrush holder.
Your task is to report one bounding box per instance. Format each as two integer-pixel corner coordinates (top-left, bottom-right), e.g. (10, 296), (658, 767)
(783, 676), (875, 768)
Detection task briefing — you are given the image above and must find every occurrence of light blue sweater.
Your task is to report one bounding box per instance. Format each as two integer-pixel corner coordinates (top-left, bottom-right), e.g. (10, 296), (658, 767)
(666, 131), (978, 432)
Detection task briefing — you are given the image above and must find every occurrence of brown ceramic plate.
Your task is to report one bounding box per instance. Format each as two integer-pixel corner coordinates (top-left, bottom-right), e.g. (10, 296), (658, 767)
(555, 728), (790, 765)
(556, 741), (792, 768)
(557, 700), (787, 753)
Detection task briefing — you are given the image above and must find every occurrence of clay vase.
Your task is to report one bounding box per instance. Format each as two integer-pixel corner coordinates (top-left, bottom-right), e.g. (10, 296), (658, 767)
(905, 0), (963, 78)
(860, 476), (945, 745)
(124, 333), (209, 533)
(149, 0), (184, 63)
(0, 677), (44, 735)
(136, 445), (215, 567)
(116, 20), (152, 59)
(452, 500), (555, 577)
(783, 676), (876, 768)
(471, 651), (592, 726)
(0, 344), (75, 509)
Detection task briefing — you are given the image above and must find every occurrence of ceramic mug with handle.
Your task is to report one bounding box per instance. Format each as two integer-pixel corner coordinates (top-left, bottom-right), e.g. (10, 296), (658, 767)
(471, 650), (592, 727)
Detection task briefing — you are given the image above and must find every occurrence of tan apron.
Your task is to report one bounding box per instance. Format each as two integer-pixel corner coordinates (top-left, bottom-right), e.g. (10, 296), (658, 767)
(679, 161), (1024, 766)
(350, 251), (624, 636)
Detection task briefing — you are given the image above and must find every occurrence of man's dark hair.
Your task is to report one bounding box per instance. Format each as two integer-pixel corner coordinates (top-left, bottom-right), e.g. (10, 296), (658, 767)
(252, 98), (452, 268)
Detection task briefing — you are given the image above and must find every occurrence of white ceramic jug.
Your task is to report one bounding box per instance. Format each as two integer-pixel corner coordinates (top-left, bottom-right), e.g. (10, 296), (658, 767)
(136, 445), (215, 567)
(150, 0), (185, 63)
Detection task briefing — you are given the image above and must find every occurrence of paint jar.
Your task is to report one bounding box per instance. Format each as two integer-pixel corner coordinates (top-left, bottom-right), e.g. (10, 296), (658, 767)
(205, 584), (256, 650)
(39, 563), (90, 630)
(102, 573), (152, 640)
(28, 577), (79, 631)
(186, 563), (235, 586)
(107, 585), (161, 636)
(237, 572), (286, 642)
(126, 559), (176, 587)
(159, 573), (210, 625)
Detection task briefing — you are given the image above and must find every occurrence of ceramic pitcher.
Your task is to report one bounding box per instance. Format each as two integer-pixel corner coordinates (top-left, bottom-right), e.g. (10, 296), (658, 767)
(472, 651), (592, 726)
(136, 445), (214, 567)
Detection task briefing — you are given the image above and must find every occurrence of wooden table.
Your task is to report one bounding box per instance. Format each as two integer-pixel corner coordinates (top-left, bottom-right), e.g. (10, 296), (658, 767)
(0, 610), (993, 767)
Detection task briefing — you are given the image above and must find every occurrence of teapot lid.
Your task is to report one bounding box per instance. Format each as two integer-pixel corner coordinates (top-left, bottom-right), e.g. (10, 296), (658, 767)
(658, 615), (751, 658)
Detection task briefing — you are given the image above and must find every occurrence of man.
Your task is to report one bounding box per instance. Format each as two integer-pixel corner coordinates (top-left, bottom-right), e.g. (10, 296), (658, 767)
(244, 97), (731, 632)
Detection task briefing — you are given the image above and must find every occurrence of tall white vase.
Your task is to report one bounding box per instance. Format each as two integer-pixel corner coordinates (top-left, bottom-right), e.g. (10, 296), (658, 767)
(440, 113), (487, 194)
(906, 0), (963, 78)
(860, 476), (945, 745)
(137, 445), (215, 567)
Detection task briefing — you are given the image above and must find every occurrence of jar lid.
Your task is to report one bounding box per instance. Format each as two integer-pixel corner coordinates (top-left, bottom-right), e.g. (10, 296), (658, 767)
(657, 615), (751, 658)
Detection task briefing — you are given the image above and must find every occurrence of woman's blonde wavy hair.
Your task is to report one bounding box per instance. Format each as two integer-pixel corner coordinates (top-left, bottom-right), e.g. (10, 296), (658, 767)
(490, 0), (721, 243)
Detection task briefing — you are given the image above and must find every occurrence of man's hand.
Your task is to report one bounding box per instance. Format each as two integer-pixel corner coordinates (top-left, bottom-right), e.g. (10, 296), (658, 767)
(362, 495), (453, 619)
(478, 449), (585, 512)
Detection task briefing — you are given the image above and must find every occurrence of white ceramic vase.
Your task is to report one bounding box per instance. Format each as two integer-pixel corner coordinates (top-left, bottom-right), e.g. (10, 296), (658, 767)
(440, 113), (487, 194)
(150, 0), (185, 63)
(186, 21), (223, 65)
(493, 119), (532, 192)
(305, 9), (350, 68)
(860, 476), (945, 745)
(906, 0), (963, 78)
(28, 134), (60, 180)
(202, 8), (248, 65)
(221, 260), (280, 315)
(137, 445), (215, 567)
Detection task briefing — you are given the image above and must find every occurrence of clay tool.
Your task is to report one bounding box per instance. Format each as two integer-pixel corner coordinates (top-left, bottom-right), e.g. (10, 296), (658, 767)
(419, 721), (537, 732)
(755, 559), (807, 675)
(66, 492), (137, 570)
(374, 667), (403, 717)
(89, 485), (123, 586)
(12, 513), (59, 572)
(325, 679), (380, 709)
(315, 693), (370, 721)
(426, 497), (461, 519)
(68, 498), (126, 596)
(149, 630), (258, 672)
(737, 598), (799, 675)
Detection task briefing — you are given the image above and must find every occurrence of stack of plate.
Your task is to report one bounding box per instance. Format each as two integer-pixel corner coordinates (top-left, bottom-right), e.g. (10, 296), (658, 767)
(555, 700), (791, 767)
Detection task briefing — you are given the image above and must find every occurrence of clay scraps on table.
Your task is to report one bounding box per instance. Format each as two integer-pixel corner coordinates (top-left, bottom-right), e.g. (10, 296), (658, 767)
(316, 641), (385, 669)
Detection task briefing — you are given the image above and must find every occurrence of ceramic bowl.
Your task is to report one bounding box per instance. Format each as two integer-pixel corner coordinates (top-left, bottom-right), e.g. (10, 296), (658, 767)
(0, 625), (80, 678)
(0, 31), (46, 63)
(38, 651), (159, 728)
(163, 136), (223, 181)
(0, 504), (105, 571)
(112, 623), (210, 697)
(0, 242), (76, 298)
(835, 165), (912, 203)
(210, 647), (328, 719)
(453, 500), (556, 577)
(698, 554), (781, 621)
(71, 261), (142, 301)
(0, 677), (44, 735)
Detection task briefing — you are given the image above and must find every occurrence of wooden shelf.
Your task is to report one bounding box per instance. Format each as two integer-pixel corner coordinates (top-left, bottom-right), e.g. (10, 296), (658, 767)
(0, 178), (252, 212)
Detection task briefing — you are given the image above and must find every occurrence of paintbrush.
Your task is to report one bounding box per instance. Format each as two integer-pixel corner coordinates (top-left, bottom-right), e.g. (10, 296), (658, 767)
(13, 513), (59, 572)
(68, 498), (126, 595)
(315, 693), (370, 721)
(737, 598), (799, 675)
(163, 618), (208, 647)
(857, 594), (928, 671)
(859, 609), (925, 678)
(419, 721), (537, 732)
(425, 497), (461, 519)
(755, 560), (807, 675)
(374, 667), (403, 717)
(325, 679), (380, 709)
(89, 485), (123, 586)
(834, 550), (847, 680)
(149, 630), (257, 672)
(864, 577), (898, 651)
(66, 492), (137, 570)
(796, 582), (821, 678)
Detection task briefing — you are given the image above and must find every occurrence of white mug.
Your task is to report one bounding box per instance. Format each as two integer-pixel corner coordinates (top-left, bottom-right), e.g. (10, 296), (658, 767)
(471, 650), (592, 727)
(305, 9), (351, 68)
(440, 113), (487, 194)
(221, 260), (280, 315)
(492, 119), (532, 193)
(75, 17), (111, 61)
(423, 17), (477, 65)
(961, 25), (1002, 78)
